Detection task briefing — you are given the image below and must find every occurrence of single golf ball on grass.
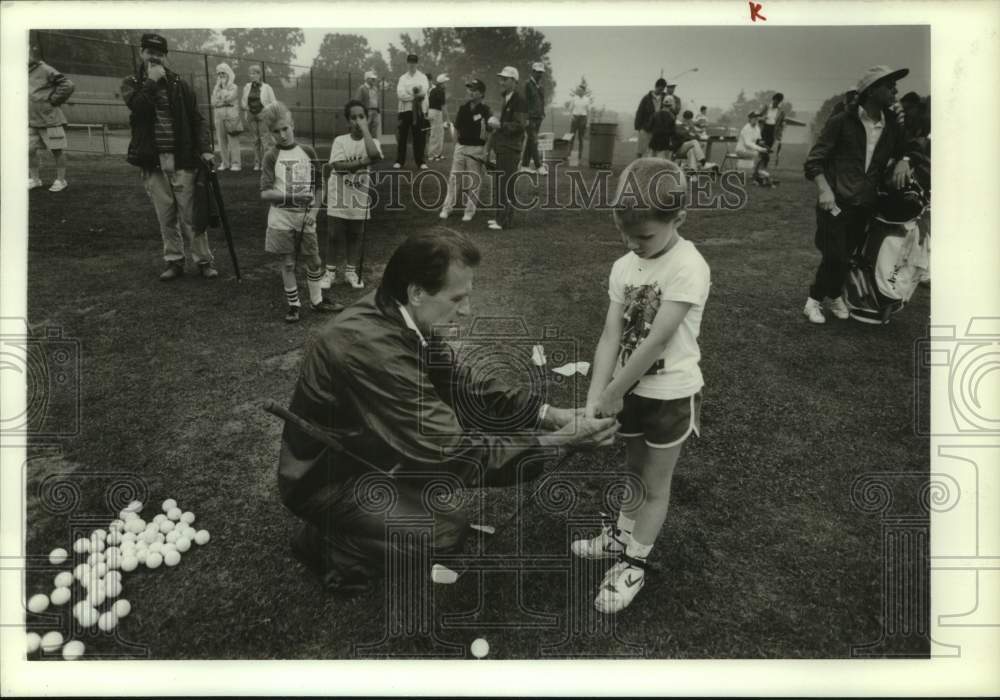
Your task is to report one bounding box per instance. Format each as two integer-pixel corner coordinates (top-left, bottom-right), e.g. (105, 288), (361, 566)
(105, 578), (123, 599)
(73, 563), (89, 581)
(40, 631), (63, 653)
(49, 548), (68, 565)
(124, 500), (143, 514)
(146, 552), (163, 569)
(470, 637), (490, 658)
(72, 538), (90, 554)
(164, 550), (181, 567)
(180, 511), (195, 525)
(27, 632), (41, 654)
(167, 507), (182, 521)
(27, 593), (49, 614)
(175, 537), (191, 553)
(159, 519), (175, 534)
(62, 640), (85, 660)
(54, 571), (74, 588)
(76, 606), (99, 628)
(121, 555), (139, 572)
(50, 587), (72, 606)
(162, 498), (177, 513)
(113, 599), (131, 618)
(194, 530), (210, 546)
(98, 611), (118, 632)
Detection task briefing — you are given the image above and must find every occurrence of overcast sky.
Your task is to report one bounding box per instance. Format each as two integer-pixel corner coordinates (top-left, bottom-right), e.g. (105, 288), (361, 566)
(296, 25), (929, 117)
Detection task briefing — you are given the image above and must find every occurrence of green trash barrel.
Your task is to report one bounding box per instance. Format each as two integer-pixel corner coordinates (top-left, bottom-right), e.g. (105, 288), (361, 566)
(588, 122), (618, 168)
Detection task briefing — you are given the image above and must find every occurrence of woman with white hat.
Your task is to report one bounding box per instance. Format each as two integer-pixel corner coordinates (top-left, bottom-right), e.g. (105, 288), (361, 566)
(212, 62), (242, 171)
(427, 73), (451, 161)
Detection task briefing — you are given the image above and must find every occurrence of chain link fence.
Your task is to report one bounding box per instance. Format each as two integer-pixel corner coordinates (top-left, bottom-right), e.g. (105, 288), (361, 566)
(34, 30), (397, 156)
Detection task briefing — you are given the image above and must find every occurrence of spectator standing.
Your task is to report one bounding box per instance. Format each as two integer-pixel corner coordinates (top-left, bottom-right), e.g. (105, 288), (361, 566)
(427, 73), (450, 161)
(663, 82), (682, 116)
(354, 70), (382, 143)
(439, 79), (492, 222)
(28, 41), (75, 192)
(212, 62), (242, 171)
(567, 84), (593, 162)
(394, 54), (429, 170)
(759, 92), (786, 150)
(242, 64), (276, 171)
(646, 102), (676, 159)
(634, 78), (667, 158)
(486, 66), (527, 232)
(521, 62), (547, 175)
(121, 33), (218, 281)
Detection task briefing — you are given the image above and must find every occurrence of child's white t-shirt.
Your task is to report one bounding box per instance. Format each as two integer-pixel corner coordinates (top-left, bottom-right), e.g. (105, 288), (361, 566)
(261, 143), (317, 231)
(327, 134), (383, 220)
(608, 238), (711, 400)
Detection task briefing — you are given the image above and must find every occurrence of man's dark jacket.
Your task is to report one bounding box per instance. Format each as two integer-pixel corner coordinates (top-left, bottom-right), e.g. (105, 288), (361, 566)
(634, 91), (662, 131)
(121, 64), (211, 171)
(524, 77), (545, 120)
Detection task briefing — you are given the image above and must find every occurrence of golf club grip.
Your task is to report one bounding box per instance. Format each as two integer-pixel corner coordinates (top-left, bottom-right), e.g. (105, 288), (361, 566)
(263, 400), (343, 450)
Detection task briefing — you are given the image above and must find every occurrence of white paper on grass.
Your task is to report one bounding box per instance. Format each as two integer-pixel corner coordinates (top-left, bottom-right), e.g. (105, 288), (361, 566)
(470, 524), (496, 535)
(552, 362), (591, 377)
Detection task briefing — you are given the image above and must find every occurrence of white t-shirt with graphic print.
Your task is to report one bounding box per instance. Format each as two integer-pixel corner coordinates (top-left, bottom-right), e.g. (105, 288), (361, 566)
(608, 237), (711, 400)
(327, 134), (383, 220)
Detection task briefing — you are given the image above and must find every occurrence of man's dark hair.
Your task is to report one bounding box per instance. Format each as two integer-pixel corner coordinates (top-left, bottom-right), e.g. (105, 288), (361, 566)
(900, 91), (921, 106)
(655, 78), (667, 89)
(378, 229), (481, 305)
(683, 110), (693, 119)
(699, 105), (707, 112)
(343, 98), (368, 119)
(772, 92), (784, 103)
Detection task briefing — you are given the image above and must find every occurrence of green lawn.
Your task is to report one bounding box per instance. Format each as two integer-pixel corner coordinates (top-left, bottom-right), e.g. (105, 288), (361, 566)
(24, 142), (930, 659)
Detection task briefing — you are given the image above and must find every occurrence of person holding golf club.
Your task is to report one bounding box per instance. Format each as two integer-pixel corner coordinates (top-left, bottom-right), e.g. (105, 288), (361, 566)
(242, 64), (276, 171)
(323, 99), (382, 291)
(259, 101), (343, 323)
(439, 78), (492, 222)
(278, 228), (620, 594)
(121, 32), (219, 281)
(575, 158), (710, 614)
(394, 54), (430, 170)
(486, 66), (527, 231)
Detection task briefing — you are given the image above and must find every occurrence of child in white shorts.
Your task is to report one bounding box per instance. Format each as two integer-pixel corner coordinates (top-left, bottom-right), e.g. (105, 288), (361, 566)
(577, 157), (711, 614)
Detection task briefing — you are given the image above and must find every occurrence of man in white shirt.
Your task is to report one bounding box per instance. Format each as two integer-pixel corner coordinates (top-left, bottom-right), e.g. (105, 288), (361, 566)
(736, 111), (771, 184)
(395, 54), (430, 170)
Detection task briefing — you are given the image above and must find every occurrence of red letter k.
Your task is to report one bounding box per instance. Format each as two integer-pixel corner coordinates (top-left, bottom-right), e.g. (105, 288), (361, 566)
(750, 1), (767, 21)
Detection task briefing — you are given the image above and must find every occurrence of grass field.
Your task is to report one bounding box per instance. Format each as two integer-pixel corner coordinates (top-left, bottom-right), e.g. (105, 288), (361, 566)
(23, 141), (930, 659)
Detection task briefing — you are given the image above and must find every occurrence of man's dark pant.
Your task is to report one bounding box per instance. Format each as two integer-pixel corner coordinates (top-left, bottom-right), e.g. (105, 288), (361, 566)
(396, 110), (426, 167)
(521, 117), (543, 168)
(493, 148), (521, 228)
(809, 204), (872, 301)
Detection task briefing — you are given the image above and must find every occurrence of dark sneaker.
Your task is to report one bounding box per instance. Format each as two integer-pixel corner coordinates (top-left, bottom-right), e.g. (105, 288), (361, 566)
(310, 299), (344, 314)
(285, 306), (301, 323)
(159, 262), (184, 281)
(199, 262), (219, 279)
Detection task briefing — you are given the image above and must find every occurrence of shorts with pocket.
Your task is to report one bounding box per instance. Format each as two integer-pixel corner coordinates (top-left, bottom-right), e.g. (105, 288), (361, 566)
(266, 226), (319, 257)
(617, 392), (702, 448)
(30, 126), (67, 151)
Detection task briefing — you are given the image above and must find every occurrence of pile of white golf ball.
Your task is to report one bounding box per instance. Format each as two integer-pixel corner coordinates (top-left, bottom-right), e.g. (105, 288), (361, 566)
(25, 497), (210, 660)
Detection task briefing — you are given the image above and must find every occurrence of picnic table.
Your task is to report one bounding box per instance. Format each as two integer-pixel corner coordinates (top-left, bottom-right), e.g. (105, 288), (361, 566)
(702, 134), (737, 163)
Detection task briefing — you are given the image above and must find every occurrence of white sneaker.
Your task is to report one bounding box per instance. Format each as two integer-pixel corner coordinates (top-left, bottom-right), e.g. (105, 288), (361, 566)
(518, 166), (535, 174)
(439, 210), (450, 220)
(803, 297), (826, 324)
(230, 165), (241, 172)
(253, 164), (261, 171)
(571, 523), (628, 560)
(48, 179), (68, 192)
(486, 219), (503, 231)
(28, 177), (43, 190)
(461, 212), (474, 222)
(320, 269), (335, 290)
(393, 162), (402, 169)
(594, 561), (645, 614)
(344, 269), (365, 289)
(419, 163), (429, 170)
(536, 164), (549, 176)
(826, 296), (850, 320)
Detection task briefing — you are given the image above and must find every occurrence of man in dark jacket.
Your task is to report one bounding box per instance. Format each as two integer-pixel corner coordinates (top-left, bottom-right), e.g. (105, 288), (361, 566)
(802, 65), (915, 324)
(486, 66), (528, 231)
(278, 229), (618, 594)
(520, 61), (547, 175)
(633, 78), (666, 158)
(122, 33), (218, 281)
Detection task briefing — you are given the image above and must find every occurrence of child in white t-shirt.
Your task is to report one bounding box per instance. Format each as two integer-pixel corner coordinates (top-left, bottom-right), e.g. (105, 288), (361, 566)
(259, 102), (343, 323)
(323, 99), (383, 291)
(576, 157), (711, 614)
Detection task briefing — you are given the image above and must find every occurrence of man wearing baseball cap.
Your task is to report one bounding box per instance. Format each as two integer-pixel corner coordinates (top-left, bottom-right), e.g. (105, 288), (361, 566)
(802, 65), (916, 324)
(664, 81), (682, 116)
(520, 61), (548, 175)
(355, 70), (381, 141)
(486, 66), (527, 231)
(395, 54), (430, 169)
(427, 73), (451, 161)
(440, 79), (492, 222)
(121, 32), (219, 281)
(634, 78), (667, 159)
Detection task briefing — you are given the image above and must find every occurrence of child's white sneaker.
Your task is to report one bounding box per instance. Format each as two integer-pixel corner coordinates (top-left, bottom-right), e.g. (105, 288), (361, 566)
(594, 561), (645, 614)
(48, 179), (68, 192)
(536, 164), (549, 176)
(826, 296), (850, 320)
(28, 177), (43, 190)
(571, 523), (627, 560)
(803, 297), (826, 324)
(461, 212), (475, 222)
(344, 269), (365, 289)
(320, 269), (335, 290)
